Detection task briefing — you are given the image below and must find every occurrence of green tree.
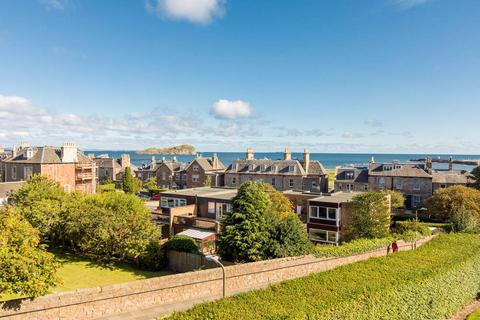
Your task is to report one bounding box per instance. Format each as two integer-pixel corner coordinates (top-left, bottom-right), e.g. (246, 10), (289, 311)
(426, 186), (480, 222)
(384, 190), (405, 209)
(0, 206), (60, 297)
(344, 192), (391, 241)
(9, 175), (67, 242)
(471, 166), (480, 189)
(122, 167), (140, 194)
(217, 181), (270, 262)
(203, 176), (212, 187)
(450, 206), (479, 233)
(143, 177), (160, 195)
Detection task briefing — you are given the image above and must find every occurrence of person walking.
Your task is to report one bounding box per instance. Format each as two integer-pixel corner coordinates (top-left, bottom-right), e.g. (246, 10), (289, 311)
(392, 241), (399, 253)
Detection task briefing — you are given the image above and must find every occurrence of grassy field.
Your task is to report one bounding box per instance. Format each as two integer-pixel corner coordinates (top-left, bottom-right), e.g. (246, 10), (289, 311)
(326, 169), (335, 189)
(0, 250), (170, 302)
(166, 234), (480, 320)
(468, 309), (480, 320)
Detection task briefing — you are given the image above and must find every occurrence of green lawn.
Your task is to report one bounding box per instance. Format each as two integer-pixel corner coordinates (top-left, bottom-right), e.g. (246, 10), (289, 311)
(326, 169), (335, 190)
(166, 234), (480, 320)
(0, 250), (171, 302)
(468, 309), (480, 320)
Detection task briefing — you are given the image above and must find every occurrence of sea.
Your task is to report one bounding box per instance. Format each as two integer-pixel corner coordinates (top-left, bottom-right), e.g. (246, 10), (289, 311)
(84, 151), (480, 171)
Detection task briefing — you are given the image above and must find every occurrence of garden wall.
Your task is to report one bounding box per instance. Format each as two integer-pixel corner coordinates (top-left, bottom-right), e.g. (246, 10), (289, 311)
(0, 237), (433, 320)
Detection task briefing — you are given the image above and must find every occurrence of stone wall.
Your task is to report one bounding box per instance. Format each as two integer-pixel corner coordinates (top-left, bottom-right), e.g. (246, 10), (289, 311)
(0, 237), (433, 320)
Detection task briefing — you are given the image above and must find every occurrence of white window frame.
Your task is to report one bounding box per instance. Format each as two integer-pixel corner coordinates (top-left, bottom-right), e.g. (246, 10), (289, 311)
(395, 178), (403, 190)
(193, 165), (199, 172)
(271, 165), (277, 172)
(271, 177), (276, 186)
(412, 195), (422, 207)
(208, 202), (215, 214)
(309, 228), (338, 244)
(346, 184), (353, 191)
(379, 177), (386, 188)
(288, 165), (295, 173)
(160, 197), (187, 208)
(345, 171), (354, 180)
(363, 184), (369, 191)
(231, 176), (236, 185)
(24, 166), (33, 181)
(413, 179), (421, 191)
(192, 174), (199, 183)
(288, 178), (294, 188)
(11, 166), (17, 180)
(309, 206), (338, 221)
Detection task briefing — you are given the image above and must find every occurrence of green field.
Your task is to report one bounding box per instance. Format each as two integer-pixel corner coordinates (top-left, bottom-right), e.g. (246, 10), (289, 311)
(166, 234), (480, 320)
(468, 309), (480, 320)
(0, 250), (171, 302)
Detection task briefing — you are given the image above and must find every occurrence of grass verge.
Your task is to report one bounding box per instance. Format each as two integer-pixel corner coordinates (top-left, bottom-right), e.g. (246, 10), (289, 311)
(165, 234), (480, 320)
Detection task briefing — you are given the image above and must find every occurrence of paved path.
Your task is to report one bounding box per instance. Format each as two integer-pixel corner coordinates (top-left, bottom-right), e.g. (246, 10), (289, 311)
(448, 300), (480, 320)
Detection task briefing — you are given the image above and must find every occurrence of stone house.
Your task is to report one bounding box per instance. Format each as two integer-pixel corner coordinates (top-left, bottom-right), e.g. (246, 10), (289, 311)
(1, 143), (96, 194)
(94, 154), (133, 182)
(155, 160), (188, 189)
(185, 154), (226, 188)
(334, 165), (369, 192)
(224, 148), (328, 193)
(135, 156), (159, 181)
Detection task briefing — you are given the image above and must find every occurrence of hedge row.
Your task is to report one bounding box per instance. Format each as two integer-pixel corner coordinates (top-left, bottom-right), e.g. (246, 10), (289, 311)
(166, 234), (480, 320)
(312, 237), (392, 258)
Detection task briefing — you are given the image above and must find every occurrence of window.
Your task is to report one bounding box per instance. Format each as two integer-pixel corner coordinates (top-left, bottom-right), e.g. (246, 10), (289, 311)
(192, 174), (199, 182)
(383, 165), (393, 171)
(208, 202), (215, 214)
(413, 179), (421, 191)
(232, 177), (237, 185)
(193, 165), (199, 172)
(309, 229), (338, 243)
(24, 166), (33, 181)
(363, 184), (369, 191)
(345, 171), (354, 180)
(160, 197), (187, 208)
(262, 165), (267, 172)
(288, 165), (295, 173)
(289, 178), (294, 188)
(64, 184), (71, 193)
(379, 177), (385, 188)
(271, 178), (276, 186)
(215, 203), (232, 220)
(346, 184), (353, 191)
(248, 164), (255, 171)
(412, 195), (422, 207)
(440, 184), (447, 189)
(161, 172), (166, 180)
(309, 206), (337, 220)
(11, 166), (16, 180)
(395, 178), (403, 190)
(271, 165), (277, 172)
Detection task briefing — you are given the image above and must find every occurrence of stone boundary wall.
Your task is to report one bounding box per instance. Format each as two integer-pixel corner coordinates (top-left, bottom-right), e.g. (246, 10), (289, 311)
(0, 236), (433, 320)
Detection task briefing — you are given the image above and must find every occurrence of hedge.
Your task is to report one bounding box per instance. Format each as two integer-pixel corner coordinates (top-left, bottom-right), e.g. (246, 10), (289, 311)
(166, 234), (480, 320)
(162, 235), (200, 254)
(313, 237), (392, 258)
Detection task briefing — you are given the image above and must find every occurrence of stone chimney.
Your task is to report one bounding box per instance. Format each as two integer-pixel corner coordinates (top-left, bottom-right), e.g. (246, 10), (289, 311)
(426, 156), (433, 174)
(12, 145), (17, 158)
(246, 148), (254, 160)
(448, 156), (453, 171)
(151, 156), (156, 167)
(302, 148), (310, 173)
(61, 143), (78, 163)
(212, 153), (219, 169)
(284, 148), (291, 160)
(120, 154), (130, 168)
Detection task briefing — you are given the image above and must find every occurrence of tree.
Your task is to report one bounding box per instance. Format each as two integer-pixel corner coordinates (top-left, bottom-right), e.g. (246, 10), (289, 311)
(143, 177), (160, 195)
(203, 176), (212, 187)
(122, 167), (140, 194)
(384, 190), (405, 209)
(426, 186), (480, 222)
(471, 166), (480, 189)
(0, 206), (60, 297)
(9, 175), (67, 242)
(217, 181), (270, 262)
(450, 206), (479, 233)
(344, 192), (391, 241)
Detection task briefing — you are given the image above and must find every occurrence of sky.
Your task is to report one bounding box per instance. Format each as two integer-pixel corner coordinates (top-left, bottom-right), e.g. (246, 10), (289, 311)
(0, 0), (479, 153)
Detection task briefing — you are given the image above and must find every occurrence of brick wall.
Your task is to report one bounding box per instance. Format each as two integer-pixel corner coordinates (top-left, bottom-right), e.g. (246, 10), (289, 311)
(0, 237), (433, 320)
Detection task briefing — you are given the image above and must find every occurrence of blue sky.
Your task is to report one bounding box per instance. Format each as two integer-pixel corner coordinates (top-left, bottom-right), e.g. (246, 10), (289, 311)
(0, 0), (479, 153)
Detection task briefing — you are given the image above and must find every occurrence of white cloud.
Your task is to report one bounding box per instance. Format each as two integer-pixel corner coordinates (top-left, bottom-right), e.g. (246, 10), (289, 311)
(391, 0), (432, 10)
(364, 118), (383, 128)
(39, 0), (67, 11)
(342, 131), (364, 139)
(146, 0), (225, 24)
(210, 99), (252, 120)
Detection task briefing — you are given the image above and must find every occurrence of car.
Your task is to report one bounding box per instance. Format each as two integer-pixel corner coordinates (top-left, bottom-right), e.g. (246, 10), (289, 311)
(151, 194), (160, 201)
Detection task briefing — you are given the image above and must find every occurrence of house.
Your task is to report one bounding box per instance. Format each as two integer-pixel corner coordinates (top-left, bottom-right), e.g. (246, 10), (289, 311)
(431, 158), (473, 192)
(155, 159), (188, 189)
(94, 154), (134, 182)
(224, 148), (329, 193)
(185, 154), (226, 188)
(135, 156), (159, 181)
(334, 165), (369, 192)
(1, 142), (96, 194)
(0, 181), (25, 206)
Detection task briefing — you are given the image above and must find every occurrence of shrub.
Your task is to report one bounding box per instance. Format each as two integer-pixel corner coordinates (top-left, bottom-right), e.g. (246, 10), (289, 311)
(426, 186), (480, 222)
(450, 206), (479, 233)
(0, 206), (60, 297)
(163, 235), (200, 254)
(394, 220), (432, 237)
(138, 240), (165, 271)
(313, 237), (392, 258)
(97, 183), (115, 193)
(166, 234), (480, 320)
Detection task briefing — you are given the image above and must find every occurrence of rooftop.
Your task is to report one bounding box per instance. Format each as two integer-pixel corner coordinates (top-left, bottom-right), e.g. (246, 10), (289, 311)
(309, 191), (362, 204)
(160, 187), (238, 200)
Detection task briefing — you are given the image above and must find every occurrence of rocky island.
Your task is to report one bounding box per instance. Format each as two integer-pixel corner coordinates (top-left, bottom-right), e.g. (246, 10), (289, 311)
(136, 144), (196, 155)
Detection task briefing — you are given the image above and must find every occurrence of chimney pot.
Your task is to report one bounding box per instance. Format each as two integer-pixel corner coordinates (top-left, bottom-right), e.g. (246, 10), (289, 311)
(284, 148), (291, 160)
(246, 148), (254, 160)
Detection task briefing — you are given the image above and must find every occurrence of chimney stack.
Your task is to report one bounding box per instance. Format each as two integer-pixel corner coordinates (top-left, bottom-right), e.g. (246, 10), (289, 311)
(426, 156), (433, 174)
(120, 154), (130, 168)
(61, 143), (78, 163)
(284, 148), (291, 160)
(212, 153), (219, 169)
(151, 156), (156, 167)
(302, 148), (310, 173)
(448, 156), (453, 171)
(246, 148), (254, 160)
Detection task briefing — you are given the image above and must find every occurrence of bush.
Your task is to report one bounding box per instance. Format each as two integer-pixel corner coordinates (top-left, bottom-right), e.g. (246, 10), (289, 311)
(426, 186), (480, 222)
(394, 220), (432, 237)
(138, 240), (165, 271)
(313, 237), (392, 258)
(166, 234), (480, 320)
(450, 206), (479, 233)
(163, 235), (200, 254)
(0, 206), (60, 297)
(97, 183), (115, 193)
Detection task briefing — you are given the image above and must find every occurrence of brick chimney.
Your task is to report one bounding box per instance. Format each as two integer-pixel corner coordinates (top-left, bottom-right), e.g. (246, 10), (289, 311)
(448, 156), (453, 171)
(120, 154), (130, 168)
(246, 148), (254, 160)
(61, 143), (78, 163)
(302, 148), (310, 173)
(284, 148), (291, 160)
(212, 153), (219, 169)
(426, 156), (433, 174)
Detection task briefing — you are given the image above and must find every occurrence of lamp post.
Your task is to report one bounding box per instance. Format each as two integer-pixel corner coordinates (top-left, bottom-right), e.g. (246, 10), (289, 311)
(205, 255), (226, 298)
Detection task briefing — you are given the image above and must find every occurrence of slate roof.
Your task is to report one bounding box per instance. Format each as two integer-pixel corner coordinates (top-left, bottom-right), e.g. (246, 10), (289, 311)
(157, 161), (187, 173)
(432, 170), (472, 184)
(187, 157), (226, 172)
(368, 164), (432, 178)
(3, 147), (93, 164)
(226, 159), (327, 176)
(335, 166), (369, 183)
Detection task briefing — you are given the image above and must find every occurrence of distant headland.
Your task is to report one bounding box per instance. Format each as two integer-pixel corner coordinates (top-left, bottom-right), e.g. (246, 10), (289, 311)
(136, 144), (196, 155)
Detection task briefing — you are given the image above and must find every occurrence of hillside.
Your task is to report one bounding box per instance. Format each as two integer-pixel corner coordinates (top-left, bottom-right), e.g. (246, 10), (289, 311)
(136, 144), (196, 155)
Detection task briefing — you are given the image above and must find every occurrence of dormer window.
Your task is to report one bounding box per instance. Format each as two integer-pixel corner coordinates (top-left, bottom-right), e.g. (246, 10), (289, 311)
(345, 171), (354, 180)
(25, 148), (33, 159)
(249, 164), (255, 171)
(193, 165), (199, 172)
(288, 165), (295, 173)
(271, 165), (277, 172)
(262, 165), (267, 172)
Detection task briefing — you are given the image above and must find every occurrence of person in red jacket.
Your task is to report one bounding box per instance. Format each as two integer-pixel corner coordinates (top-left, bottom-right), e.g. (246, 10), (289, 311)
(392, 241), (399, 253)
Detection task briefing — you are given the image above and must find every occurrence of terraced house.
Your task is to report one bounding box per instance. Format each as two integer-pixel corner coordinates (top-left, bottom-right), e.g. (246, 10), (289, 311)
(185, 154), (226, 188)
(224, 148), (329, 193)
(155, 159), (188, 189)
(1, 142), (96, 194)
